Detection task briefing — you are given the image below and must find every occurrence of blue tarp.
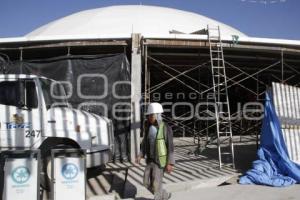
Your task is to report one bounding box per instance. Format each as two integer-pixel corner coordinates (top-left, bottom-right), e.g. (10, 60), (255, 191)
(239, 91), (300, 187)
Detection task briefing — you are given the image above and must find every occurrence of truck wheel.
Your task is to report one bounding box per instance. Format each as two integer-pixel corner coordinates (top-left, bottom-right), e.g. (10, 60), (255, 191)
(40, 144), (78, 190)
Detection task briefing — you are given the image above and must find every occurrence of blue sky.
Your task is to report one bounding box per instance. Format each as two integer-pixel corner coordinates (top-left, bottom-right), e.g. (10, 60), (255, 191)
(0, 0), (299, 39)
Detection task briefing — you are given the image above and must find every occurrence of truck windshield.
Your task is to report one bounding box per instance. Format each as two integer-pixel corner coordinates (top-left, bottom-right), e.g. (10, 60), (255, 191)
(0, 80), (38, 109)
(39, 78), (69, 109)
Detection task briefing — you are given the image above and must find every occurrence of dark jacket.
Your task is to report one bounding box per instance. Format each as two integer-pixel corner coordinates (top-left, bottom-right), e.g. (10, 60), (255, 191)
(140, 121), (175, 166)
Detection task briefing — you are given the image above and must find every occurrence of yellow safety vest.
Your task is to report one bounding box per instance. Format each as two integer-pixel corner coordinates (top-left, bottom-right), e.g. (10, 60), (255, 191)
(156, 122), (167, 168)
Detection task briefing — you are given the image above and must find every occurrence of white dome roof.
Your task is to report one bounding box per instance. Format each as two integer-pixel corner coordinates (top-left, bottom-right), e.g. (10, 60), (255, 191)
(26, 5), (247, 40)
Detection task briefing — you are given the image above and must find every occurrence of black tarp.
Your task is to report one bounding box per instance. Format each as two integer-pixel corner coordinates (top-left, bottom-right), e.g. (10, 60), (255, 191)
(3, 53), (131, 161)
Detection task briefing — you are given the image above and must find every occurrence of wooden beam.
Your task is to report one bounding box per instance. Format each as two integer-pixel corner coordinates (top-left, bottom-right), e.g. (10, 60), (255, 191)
(0, 40), (128, 50)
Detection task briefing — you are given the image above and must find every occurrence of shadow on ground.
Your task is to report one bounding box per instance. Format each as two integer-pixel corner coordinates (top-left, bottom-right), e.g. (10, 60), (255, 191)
(85, 137), (258, 199)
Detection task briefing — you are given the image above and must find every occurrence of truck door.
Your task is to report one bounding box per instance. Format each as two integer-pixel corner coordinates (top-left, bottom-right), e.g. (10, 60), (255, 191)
(0, 79), (43, 148)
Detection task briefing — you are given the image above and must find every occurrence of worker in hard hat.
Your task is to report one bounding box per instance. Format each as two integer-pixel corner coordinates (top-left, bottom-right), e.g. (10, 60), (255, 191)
(136, 102), (175, 200)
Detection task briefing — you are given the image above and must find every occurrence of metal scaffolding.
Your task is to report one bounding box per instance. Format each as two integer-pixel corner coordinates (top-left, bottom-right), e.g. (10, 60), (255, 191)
(142, 32), (300, 169)
(1, 34), (300, 169)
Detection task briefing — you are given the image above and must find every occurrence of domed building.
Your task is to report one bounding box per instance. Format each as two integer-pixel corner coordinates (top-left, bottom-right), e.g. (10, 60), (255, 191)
(26, 5), (246, 39)
(0, 5), (300, 164)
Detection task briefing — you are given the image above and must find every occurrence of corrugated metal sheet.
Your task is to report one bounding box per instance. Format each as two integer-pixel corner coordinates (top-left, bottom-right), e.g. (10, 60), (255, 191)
(272, 82), (300, 163)
(282, 129), (300, 165)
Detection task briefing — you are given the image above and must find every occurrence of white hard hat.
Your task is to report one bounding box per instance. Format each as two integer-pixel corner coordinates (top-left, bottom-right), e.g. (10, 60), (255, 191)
(145, 102), (164, 115)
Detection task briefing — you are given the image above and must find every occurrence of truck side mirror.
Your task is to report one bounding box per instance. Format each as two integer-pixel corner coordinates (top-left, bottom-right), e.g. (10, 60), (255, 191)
(17, 80), (25, 108)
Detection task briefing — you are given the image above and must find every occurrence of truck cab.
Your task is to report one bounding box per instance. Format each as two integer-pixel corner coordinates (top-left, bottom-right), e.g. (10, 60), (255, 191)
(0, 74), (114, 174)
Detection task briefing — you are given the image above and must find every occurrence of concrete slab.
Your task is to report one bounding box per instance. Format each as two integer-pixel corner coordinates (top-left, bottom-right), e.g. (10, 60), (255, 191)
(85, 137), (251, 199)
(41, 137), (257, 200)
(171, 184), (300, 200)
(88, 194), (115, 200)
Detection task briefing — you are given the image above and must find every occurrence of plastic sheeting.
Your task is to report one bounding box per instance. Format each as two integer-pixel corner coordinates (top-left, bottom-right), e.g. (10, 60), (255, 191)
(4, 53), (131, 161)
(239, 91), (300, 187)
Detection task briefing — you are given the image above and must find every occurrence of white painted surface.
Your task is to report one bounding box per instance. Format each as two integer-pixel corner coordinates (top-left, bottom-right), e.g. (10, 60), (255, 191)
(26, 5), (246, 40)
(53, 157), (85, 200)
(3, 158), (39, 200)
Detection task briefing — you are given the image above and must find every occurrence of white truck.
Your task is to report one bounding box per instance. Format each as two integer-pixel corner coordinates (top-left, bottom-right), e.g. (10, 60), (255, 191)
(0, 74), (114, 189)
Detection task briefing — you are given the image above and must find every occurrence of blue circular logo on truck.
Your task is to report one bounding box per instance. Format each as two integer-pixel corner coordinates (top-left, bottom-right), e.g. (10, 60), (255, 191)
(61, 163), (78, 180)
(11, 166), (31, 184)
